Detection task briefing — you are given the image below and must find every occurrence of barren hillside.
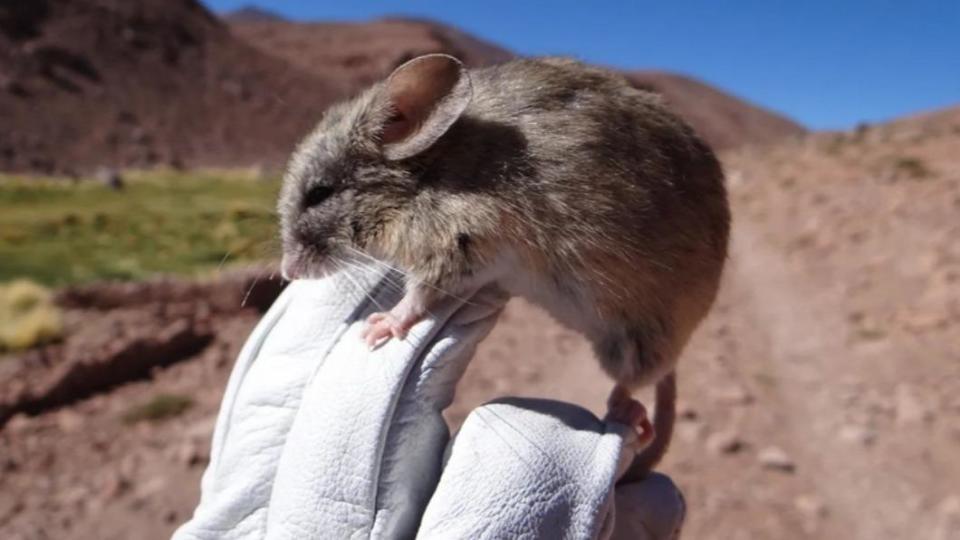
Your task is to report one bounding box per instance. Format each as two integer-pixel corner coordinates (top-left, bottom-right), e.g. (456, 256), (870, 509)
(232, 17), (805, 151)
(0, 0), (806, 174)
(624, 71), (807, 151)
(0, 0), (337, 173)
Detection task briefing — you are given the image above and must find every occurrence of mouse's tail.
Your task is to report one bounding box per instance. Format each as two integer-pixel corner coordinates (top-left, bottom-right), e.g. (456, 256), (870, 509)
(619, 370), (677, 484)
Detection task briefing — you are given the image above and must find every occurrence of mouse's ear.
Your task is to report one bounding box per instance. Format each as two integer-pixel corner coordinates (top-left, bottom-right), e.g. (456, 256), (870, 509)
(378, 54), (473, 161)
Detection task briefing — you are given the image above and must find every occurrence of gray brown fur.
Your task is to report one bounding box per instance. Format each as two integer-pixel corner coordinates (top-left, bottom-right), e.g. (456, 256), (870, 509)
(279, 55), (730, 478)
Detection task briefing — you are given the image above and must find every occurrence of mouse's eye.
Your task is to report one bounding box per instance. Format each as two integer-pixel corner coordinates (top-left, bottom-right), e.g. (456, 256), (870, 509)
(303, 185), (335, 209)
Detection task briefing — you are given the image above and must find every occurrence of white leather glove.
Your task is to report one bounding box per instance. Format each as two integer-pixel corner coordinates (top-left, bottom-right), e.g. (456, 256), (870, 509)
(173, 269), (684, 539)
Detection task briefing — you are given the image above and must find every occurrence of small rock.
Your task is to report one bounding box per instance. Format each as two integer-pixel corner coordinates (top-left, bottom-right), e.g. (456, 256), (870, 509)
(55, 409), (84, 433)
(5, 413), (32, 434)
(714, 384), (754, 406)
(59, 485), (90, 507)
(677, 402), (699, 421)
(220, 79), (249, 99)
(950, 423), (960, 444)
(99, 471), (129, 500)
(676, 421), (706, 443)
(838, 424), (876, 446)
(133, 475), (167, 503)
(904, 492), (927, 512)
(726, 169), (745, 189)
(95, 167), (124, 190)
(934, 495), (960, 540)
(854, 317), (887, 341)
(938, 495), (960, 515)
(795, 494), (828, 534)
(706, 430), (745, 455)
(895, 384), (931, 425)
(898, 310), (947, 333)
(758, 446), (795, 473)
(119, 454), (140, 479)
(176, 441), (203, 467)
(185, 414), (217, 439)
(129, 126), (149, 145)
(794, 494), (828, 518)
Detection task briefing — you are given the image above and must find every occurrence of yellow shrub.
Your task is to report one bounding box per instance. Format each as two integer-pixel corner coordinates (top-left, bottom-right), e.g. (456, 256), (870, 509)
(0, 279), (63, 351)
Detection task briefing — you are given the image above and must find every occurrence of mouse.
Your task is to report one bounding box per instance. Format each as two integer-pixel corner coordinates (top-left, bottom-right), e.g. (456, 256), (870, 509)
(278, 54), (730, 482)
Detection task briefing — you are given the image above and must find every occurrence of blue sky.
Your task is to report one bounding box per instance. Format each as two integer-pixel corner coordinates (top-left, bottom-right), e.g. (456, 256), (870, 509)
(205, 1), (960, 130)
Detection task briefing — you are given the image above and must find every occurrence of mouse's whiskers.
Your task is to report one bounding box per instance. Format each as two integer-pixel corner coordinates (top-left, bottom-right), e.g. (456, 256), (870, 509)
(331, 259), (390, 313)
(217, 250), (233, 272)
(339, 258), (406, 296)
(341, 246), (479, 306)
(342, 246), (410, 279)
(240, 273), (262, 308)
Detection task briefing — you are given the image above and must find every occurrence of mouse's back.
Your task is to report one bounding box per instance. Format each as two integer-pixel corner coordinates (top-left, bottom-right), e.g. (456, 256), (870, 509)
(439, 57), (731, 388)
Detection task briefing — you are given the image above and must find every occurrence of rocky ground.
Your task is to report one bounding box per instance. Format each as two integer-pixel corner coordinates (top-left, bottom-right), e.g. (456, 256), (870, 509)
(1, 108), (958, 538)
(0, 270), (285, 539)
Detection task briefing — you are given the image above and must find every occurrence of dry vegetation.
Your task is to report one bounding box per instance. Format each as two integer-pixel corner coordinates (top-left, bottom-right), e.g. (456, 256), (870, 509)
(0, 279), (62, 351)
(0, 169), (280, 286)
(121, 394), (194, 425)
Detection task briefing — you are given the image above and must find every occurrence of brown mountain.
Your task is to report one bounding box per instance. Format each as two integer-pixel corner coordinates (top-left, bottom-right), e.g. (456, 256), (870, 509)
(231, 17), (805, 151)
(624, 71), (806, 151)
(0, 0), (337, 174)
(229, 17), (514, 93)
(0, 1), (803, 174)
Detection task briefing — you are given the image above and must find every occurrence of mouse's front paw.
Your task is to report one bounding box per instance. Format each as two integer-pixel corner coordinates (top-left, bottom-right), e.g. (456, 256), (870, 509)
(361, 312), (410, 349)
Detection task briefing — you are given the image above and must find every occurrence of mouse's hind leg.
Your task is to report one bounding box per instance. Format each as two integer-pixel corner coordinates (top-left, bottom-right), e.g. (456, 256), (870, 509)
(606, 384), (654, 452)
(594, 322), (674, 389)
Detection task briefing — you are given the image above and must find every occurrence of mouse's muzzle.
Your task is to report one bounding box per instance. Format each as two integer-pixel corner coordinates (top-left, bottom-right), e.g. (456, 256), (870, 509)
(280, 248), (329, 281)
(280, 251), (306, 281)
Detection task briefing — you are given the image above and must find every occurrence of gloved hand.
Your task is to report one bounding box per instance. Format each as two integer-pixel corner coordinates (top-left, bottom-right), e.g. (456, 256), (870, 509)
(173, 269), (685, 539)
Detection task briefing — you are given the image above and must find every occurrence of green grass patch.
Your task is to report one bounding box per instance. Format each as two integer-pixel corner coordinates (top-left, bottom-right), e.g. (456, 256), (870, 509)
(0, 169), (281, 287)
(0, 279), (63, 351)
(121, 393), (195, 424)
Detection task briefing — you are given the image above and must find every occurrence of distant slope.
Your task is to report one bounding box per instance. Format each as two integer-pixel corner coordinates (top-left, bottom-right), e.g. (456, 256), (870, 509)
(229, 18), (513, 91)
(0, 0), (803, 174)
(232, 17), (805, 150)
(625, 71), (806, 151)
(0, 0), (337, 173)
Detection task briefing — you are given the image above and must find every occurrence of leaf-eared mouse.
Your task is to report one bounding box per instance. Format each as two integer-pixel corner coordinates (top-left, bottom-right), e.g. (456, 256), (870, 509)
(278, 54), (730, 482)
